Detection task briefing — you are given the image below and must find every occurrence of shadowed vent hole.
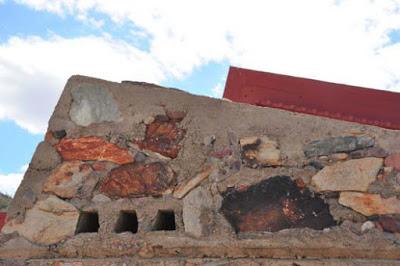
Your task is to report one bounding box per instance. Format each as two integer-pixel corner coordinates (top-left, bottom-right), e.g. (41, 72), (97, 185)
(75, 212), (99, 234)
(115, 211), (138, 233)
(153, 210), (176, 231)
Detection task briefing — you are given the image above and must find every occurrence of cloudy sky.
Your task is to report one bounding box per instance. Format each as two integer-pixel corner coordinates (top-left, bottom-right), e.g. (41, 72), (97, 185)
(0, 0), (400, 195)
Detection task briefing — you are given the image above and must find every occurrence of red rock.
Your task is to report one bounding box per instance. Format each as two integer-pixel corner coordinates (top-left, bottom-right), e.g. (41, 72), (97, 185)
(211, 148), (233, 159)
(55, 136), (133, 164)
(135, 115), (185, 158)
(378, 216), (400, 233)
(99, 162), (175, 198)
(385, 153), (400, 171)
(165, 110), (186, 122)
(92, 161), (108, 171)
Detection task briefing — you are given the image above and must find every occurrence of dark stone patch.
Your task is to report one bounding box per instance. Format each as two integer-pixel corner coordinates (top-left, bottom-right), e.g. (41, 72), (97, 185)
(53, 130), (67, 139)
(99, 162), (176, 198)
(377, 216), (400, 233)
(220, 176), (335, 233)
(135, 115), (186, 159)
(304, 135), (374, 158)
(350, 146), (388, 159)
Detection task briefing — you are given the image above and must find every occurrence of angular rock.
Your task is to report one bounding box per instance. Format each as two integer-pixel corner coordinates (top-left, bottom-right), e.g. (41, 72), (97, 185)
(183, 187), (213, 237)
(135, 115), (185, 159)
(311, 158), (383, 192)
(173, 165), (214, 199)
(384, 153), (400, 171)
(377, 216), (400, 233)
(361, 221), (375, 233)
(304, 135), (374, 157)
(69, 85), (122, 127)
(99, 162), (175, 198)
(338, 192), (400, 216)
(43, 161), (94, 198)
(220, 176), (335, 233)
(350, 146), (388, 159)
(2, 196), (79, 245)
(55, 136), (134, 164)
(30, 141), (62, 170)
(240, 136), (281, 167)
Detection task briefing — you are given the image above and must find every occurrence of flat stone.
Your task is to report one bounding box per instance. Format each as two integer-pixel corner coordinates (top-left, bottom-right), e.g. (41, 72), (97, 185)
(311, 158), (383, 192)
(99, 162), (175, 198)
(330, 153), (348, 161)
(240, 136), (281, 167)
(43, 161), (94, 198)
(385, 153), (400, 171)
(30, 141), (62, 170)
(92, 194), (111, 203)
(220, 176), (335, 233)
(183, 187), (213, 237)
(377, 216), (400, 233)
(304, 135), (375, 157)
(350, 146), (388, 159)
(135, 115), (185, 159)
(0, 236), (50, 259)
(55, 136), (134, 164)
(338, 192), (400, 216)
(173, 165), (214, 199)
(2, 196), (79, 245)
(69, 85), (122, 127)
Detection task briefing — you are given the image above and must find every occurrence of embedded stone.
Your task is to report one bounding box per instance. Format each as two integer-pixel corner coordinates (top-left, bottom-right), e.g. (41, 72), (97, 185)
(173, 165), (214, 199)
(2, 196), (79, 245)
(361, 221), (375, 233)
(30, 141), (62, 171)
(43, 161), (93, 198)
(240, 136), (281, 167)
(135, 115), (185, 158)
(330, 153), (348, 161)
(304, 135), (374, 157)
(99, 162), (175, 198)
(350, 146), (388, 159)
(55, 136), (133, 164)
(377, 216), (400, 233)
(311, 158), (383, 192)
(384, 153), (400, 171)
(220, 176), (335, 233)
(183, 187), (213, 237)
(69, 85), (122, 127)
(338, 192), (400, 216)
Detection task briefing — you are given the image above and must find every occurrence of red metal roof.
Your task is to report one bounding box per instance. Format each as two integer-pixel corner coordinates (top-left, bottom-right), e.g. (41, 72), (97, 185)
(223, 66), (400, 130)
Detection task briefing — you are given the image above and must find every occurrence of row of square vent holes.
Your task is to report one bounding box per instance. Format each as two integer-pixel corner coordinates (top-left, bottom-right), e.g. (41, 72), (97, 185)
(75, 210), (176, 234)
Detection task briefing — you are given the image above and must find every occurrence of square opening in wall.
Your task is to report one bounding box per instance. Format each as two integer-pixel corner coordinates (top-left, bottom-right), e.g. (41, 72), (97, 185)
(153, 210), (176, 231)
(75, 212), (100, 234)
(115, 211), (138, 233)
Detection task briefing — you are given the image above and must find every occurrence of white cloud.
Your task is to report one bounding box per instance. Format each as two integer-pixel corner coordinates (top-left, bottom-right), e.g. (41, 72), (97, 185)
(0, 167), (25, 196)
(210, 83), (224, 98)
(0, 35), (165, 133)
(2, 0), (400, 134)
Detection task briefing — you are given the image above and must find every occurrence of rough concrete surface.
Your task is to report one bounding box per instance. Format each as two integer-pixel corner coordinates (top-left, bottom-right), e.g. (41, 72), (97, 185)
(1, 75), (400, 264)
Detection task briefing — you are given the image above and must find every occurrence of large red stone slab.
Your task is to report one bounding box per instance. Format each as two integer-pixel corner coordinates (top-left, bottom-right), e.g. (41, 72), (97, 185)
(136, 115), (185, 158)
(99, 162), (175, 198)
(55, 136), (133, 164)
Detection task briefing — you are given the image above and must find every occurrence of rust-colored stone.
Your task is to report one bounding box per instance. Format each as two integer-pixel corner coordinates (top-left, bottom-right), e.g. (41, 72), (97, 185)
(339, 192), (400, 216)
(55, 136), (133, 164)
(99, 162), (175, 198)
(377, 216), (400, 233)
(136, 115), (185, 158)
(384, 153), (400, 171)
(220, 176), (335, 233)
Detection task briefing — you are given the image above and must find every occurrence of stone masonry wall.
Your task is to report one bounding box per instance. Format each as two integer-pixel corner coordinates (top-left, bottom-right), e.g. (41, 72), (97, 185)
(1, 75), (400, 265)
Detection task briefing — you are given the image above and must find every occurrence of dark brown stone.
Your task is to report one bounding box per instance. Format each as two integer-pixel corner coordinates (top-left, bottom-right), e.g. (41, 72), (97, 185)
(220, 176), (335, 233)
(99, 162), (176, 198)
(135, 115), (185, 158)
(55, 136), (134, 164)
(377, 216), (400, 233)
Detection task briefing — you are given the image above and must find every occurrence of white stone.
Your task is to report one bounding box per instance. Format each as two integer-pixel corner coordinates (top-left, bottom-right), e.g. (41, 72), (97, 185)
(361, 221), (375, 233)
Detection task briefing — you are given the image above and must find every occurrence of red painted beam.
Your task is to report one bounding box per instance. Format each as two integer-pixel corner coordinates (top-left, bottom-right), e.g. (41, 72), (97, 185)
(223, 66), (400, 130)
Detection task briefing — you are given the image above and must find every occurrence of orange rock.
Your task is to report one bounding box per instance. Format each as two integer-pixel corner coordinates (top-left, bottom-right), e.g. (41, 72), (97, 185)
(339, 192), (400, 216)
(99, 162), (175, 198)
(55, 136), (133, 164)
(135, 115), (185, 158)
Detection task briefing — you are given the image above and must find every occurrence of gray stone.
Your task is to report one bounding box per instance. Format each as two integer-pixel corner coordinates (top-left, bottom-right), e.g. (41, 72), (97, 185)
(2, 196), (79, 245)
(304, 135), (375, 157)
(350, 146), (388, 159)
(30, 141), (61, 171)
(69, 85), (122, 127)
(183, 187), (213, 237)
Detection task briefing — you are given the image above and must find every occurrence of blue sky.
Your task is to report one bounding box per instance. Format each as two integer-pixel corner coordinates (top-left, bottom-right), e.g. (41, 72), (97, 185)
(0, 0), (399, 195)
